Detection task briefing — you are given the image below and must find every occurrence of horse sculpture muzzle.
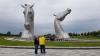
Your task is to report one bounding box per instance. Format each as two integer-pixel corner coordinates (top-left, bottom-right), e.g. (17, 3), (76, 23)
(24, 23), (30, 30)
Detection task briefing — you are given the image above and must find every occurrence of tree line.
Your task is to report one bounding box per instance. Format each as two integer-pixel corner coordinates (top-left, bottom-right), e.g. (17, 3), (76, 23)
(0, 31), (22, 37)
(0, 30), (100, 39)
(69, 30), (100, 36)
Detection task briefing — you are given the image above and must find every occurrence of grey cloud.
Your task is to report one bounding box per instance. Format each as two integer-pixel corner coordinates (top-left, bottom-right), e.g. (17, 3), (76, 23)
(64, 18), (100, 33)
(0, 0), (100, 34)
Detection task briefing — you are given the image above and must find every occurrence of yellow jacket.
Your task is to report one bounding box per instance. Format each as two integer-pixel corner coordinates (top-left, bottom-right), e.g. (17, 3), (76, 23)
(39, 36), (46, 45)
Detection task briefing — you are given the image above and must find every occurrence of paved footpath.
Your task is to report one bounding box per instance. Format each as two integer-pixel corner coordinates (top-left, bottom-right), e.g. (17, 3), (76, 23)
(0, 48), (100, 56)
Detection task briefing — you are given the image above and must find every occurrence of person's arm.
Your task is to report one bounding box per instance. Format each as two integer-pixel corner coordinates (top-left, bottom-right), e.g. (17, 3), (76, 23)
(44, 37), (46, 44)
(34, 38), (36, 45)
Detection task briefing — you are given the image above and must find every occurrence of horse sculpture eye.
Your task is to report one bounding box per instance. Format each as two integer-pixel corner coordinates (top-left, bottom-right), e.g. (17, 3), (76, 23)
(28, 12), (32, 14)
(23, 11), (25, 14)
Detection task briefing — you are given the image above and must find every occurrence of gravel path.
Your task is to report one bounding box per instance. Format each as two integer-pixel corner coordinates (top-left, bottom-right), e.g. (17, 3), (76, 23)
(0, 48), (100, 56)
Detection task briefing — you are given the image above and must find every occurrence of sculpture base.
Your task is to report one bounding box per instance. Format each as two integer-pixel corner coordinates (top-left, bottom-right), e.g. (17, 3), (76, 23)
(21, 37), (33, 41)
(56, 33), (70, 39)
(21, 30), (33, 41)
(55, 38), (78, 41)
(11, 38), (33, 41)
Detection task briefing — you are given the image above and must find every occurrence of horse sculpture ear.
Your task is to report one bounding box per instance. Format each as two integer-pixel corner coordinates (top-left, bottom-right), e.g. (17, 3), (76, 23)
(30, 4), (34, 8)
(53, 14), (56, 16)
(21, 5), (25, 8)
(67, 8), (71, 14)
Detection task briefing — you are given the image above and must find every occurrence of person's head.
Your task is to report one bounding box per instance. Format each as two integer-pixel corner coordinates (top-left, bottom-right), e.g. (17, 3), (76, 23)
(34, 35), (36, 39)
(34, 35), (38, 38)
(41, 35), (43, 37)
(38, 35), (40, 38)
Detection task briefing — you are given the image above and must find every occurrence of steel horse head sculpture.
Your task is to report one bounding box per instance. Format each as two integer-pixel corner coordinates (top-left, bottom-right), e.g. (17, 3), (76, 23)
(54, 8), (71, 39)
(21, 4), (34, 40)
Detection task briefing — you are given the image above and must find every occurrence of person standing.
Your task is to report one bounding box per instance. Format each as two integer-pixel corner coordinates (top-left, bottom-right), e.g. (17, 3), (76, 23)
(34, 36), (39, 54)
(39, 35), (46, 53)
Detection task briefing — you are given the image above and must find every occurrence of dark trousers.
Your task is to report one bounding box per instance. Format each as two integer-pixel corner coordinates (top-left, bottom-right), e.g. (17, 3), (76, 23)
(34, 44), (38, 54)
(40, 45), (46, 53)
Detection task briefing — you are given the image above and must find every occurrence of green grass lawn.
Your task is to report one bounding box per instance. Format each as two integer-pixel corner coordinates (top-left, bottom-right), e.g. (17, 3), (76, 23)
(46, 41), (100, 47)
(72, 36), (100, 40)
(0, 35), (100, 47)
(0, 40), (100, 47)
(0, 40), (33, 46)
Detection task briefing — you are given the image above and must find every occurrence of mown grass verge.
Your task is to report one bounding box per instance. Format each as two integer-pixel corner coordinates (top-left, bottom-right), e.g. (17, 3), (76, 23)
(0, 40), (100, 47)
(46, 41), (100, 47)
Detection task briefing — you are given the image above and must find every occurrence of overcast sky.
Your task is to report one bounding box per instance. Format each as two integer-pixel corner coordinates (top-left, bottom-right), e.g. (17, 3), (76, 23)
(0, 0), (100, 34)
